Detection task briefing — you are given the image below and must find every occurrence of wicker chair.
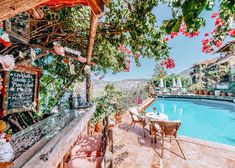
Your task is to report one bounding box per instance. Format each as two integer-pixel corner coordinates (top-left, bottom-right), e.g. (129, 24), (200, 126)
(128, 107), (147, 137)
(151, 120), (186, 159)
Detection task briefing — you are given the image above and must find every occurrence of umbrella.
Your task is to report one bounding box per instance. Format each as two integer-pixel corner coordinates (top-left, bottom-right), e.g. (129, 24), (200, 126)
(172, 78), (176, 87)
(177, 77), (182, 88)
(159, 78), (164, 88)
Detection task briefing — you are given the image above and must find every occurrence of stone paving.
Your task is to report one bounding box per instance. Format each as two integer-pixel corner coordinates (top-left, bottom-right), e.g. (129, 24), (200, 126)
(112, 113), (235, 168)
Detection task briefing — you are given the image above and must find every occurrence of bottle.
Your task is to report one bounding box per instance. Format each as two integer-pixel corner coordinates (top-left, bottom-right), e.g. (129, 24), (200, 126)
(69, 94), (74, 109)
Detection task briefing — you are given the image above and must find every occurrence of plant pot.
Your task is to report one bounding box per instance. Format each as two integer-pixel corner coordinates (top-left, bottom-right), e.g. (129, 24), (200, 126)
(203, 90), (208, 95)
(227, 93), (234, 97)
(198, 90), (204, 95)
(115, 114), (123, 123)
(194, 90), (199, 94)
(89, 126), (95, 135)
(95, 122), (104, 132)
(214, 90), (221, 96)
(221, 92), (227, 96)
(209, 91), (215, 95)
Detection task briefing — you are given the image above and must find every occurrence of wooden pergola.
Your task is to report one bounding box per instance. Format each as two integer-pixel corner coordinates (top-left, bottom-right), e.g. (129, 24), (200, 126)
(0, 0), (107, 102)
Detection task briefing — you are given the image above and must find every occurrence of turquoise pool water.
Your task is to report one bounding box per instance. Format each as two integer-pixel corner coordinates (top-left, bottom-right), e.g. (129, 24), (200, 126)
(146, 98), (235, 146)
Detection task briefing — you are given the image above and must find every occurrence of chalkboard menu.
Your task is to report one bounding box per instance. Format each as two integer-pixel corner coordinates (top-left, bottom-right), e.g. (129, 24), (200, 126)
(0, 66), (41, 118)
(8, 71), (36, 110)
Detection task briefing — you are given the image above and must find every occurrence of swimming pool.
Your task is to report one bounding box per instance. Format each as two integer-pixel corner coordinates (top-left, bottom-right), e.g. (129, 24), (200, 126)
(146, 98), (235, 146)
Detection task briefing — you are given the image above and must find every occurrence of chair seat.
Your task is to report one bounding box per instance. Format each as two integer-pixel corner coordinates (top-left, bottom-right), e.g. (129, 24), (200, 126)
(71, 134), (103, 157)
(67, 156), (102, 168)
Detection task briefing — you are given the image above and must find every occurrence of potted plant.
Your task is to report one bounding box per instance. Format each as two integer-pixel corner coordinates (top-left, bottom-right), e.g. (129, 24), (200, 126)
(207, 86), (215, 95)
(227, 83), (235, 97)
(203, 90), (209, 95)
(188, 83), (204, 95)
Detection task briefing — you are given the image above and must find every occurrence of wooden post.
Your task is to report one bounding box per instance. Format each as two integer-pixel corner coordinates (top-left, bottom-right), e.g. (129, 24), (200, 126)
(86, 12), (98, 102)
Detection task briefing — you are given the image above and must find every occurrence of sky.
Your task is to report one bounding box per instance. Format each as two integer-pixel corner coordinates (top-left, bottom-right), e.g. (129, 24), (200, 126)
(93, 2), (222, 81)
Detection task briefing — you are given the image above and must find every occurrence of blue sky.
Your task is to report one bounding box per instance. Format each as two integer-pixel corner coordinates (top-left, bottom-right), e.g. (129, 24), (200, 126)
(93, 2), (222, 81)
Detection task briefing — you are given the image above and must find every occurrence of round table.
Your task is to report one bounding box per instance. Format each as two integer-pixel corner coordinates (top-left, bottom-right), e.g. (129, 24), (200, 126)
(145, 112), (168, 122)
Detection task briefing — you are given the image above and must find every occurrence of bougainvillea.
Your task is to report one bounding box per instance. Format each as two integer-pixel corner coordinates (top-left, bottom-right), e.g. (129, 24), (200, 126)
(161, 58), (176, 69)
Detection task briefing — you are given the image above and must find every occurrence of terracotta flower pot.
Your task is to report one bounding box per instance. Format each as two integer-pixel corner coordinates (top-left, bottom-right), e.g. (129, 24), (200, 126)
(221, 92), (227, 96)
(115, 114), (123, 123)
(194, 90), (199, 94)
(95, 122), (104, 132)
(89, 126), (95, 135)
(209, 91), (215, 95)
(198, 90), (203, 95)
(203, 90), (208, 95)
(227, 93), (234, 97)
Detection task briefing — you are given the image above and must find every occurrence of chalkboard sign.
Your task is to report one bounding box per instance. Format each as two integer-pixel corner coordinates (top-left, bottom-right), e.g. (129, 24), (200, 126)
(8, 71), (36, 110)
(0, 66), (41, 117)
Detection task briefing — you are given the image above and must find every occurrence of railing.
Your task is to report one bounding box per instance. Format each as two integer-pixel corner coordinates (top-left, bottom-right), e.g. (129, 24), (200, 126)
(13, 105), (96, 168)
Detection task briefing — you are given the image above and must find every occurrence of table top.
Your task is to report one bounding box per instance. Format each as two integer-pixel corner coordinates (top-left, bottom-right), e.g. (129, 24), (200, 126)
(145, 112), (168, 122)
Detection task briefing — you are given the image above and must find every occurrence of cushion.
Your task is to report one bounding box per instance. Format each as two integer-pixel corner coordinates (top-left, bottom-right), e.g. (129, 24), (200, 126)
(67, 156), (102, 168)
(71, 135), (103, 157)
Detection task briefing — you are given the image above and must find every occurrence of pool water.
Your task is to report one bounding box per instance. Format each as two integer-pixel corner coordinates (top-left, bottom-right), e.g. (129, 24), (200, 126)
(146, 98), (235, 146)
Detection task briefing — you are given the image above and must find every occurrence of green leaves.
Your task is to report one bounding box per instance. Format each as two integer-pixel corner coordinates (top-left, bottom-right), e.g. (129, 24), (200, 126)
(163, 16), (182, 34)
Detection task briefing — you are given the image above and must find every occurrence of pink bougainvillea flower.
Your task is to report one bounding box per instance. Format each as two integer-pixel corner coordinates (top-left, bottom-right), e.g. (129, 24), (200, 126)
(211, 12), (219, 18)
(184, 32), (190, 37)
(215, 18), (224, 27)
(164, 37), (169, 42)
(228, 29), (235, 36)
(118, 45), (132, 55)
(170, 32), (179, 39)
(216, 40), (223, 48)
(162, 58), (175, 69)
(204, 33), (209, 36)
(193, 31), (200, 36)
(134, 53), (141, 58)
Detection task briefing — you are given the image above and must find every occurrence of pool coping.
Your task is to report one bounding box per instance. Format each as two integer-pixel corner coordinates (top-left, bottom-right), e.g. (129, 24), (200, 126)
(179, 135), (235, 152)
(157, 94), (235, 104)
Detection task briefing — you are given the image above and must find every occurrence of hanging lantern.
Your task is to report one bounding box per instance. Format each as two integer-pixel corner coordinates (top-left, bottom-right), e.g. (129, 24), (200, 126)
(69, 59), (76, 74)
(0, 32), (11, 47)
(19, 51), (25, 58)
(0, 55), (15, 71)
(30, 48), (36, 61)
(54, 45), (65, 56)
(84, 65), (91, 75)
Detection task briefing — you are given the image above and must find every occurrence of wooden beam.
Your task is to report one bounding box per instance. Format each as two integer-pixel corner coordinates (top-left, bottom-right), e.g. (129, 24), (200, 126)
(0, 0), (48, 21)
(86, 12), (98, 102)
(86, 0), (106, 17)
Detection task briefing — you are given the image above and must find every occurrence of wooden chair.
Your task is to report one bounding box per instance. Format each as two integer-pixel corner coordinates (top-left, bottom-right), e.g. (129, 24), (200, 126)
(151, 120), (186, 159)
(128, 107), (147, 137)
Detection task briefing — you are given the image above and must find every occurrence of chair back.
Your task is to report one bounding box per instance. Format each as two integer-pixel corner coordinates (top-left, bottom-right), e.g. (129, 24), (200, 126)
(157, 120), (181, 138)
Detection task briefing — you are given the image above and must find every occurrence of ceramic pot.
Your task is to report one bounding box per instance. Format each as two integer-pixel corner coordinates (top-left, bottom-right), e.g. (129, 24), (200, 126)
(194, 90), (199, 94)
(95, 122), (104, 132)
(198, 90), (203, 95)
(227, 93), (234, 97)
(214, 90), (221, 96)
(203, 90), (208, 95)
(115, 114), (123, 123)
(209, 91), (215, 95)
